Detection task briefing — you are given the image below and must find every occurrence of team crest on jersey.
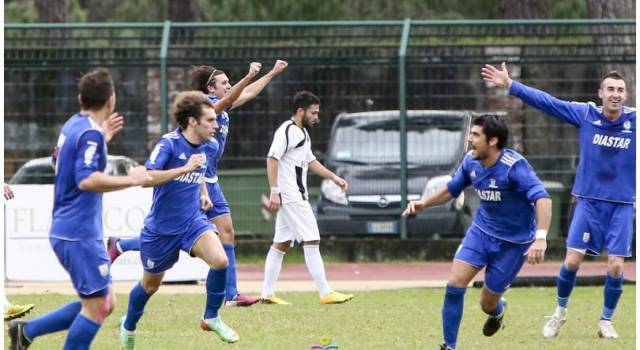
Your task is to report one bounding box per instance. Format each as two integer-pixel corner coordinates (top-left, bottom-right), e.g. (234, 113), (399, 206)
(470, 170), (476, 178)
(98, 264), (110, 278)
(488, 179), (498, 189)
(623, 120), (631, 133)
(593, 120), (602, 126)
(582, 232), (590, 243)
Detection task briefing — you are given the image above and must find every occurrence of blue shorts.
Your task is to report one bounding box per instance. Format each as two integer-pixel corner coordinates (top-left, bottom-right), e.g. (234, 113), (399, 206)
(454, 226), (531, 294)
(567, 197), (633, 257)
(205, 182), (231, 220)
(140, 216), (213, 274)
(50, 238), (111, 298)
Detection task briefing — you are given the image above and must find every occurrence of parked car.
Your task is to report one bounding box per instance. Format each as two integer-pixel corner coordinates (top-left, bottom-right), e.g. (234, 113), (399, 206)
(9, 155), (140, 184)
(316, 110), (476, 237)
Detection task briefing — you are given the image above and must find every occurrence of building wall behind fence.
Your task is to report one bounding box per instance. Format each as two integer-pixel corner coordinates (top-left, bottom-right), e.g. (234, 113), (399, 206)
(4, 20), (635, 236)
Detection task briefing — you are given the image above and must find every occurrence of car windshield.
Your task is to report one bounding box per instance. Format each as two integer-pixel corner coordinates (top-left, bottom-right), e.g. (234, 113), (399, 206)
(330, 114), (465, 166)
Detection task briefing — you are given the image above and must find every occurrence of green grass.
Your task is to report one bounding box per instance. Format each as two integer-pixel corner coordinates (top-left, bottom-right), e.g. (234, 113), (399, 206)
(7, 286), (635, 350)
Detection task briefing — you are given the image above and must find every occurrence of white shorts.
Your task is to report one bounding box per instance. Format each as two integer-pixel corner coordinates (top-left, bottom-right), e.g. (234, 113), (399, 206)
(274, 201), (320, 244)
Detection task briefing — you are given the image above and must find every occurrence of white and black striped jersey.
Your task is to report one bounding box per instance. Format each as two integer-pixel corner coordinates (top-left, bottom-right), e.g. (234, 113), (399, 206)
(267, 120), (316, 203)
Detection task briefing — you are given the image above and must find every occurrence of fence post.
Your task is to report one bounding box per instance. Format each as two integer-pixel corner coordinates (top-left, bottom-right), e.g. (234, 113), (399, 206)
(398, 18), (411, 240)
(160, 20), (171, 134)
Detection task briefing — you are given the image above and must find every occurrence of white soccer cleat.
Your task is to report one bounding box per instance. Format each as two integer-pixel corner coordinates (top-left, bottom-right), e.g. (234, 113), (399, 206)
(597, 320), (619, 339)
(543, 307), (567, 338)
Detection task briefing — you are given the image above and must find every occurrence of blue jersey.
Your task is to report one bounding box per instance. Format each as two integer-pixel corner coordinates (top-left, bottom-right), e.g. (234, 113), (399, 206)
(205, 95), (231, 178)
(50, 113), (107, 241)
(144, 128), (208, 235)
(510, 80), (635, 204)
(447, 149), (549, 244)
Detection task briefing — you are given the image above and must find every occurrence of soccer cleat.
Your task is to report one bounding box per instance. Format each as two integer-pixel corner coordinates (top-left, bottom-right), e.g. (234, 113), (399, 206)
(8, 320), (32, 350)
(199, 317), (240, 343)
(319, 291), (353, 305)
(543, 307), (567, 338)
(597, 320), (619, 339)
(261, 295), (292, 305)
(107, 237), (122, 264)
(119, 316), (136, 350)
(4, 304), (34, 321)
(439, 343), (455, 350)
(482, 299), (507, 336)
(225, 293), (261, 307)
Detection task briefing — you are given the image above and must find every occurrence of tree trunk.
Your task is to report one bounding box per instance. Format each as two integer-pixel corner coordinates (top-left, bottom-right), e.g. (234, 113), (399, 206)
(498, 0), (550, 19)
(34, 0), (67, 22)
(587, 0), (635, 105)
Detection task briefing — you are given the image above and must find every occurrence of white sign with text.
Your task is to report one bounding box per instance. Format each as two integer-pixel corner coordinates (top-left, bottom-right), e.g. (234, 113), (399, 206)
(5, 185), (209, 282)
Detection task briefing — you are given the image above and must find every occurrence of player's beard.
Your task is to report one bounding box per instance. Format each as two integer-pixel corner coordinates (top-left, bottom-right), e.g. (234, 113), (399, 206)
(303, 115), (319, 128)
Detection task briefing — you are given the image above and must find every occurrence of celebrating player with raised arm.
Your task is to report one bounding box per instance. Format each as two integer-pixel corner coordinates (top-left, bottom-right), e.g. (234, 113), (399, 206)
(403, 115), (551, 350)
(482, 63), (635, 339)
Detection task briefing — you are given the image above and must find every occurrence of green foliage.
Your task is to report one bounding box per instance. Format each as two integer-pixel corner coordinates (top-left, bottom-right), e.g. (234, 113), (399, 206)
(6, 286), (636, 349)
(4, 0), (593, 24)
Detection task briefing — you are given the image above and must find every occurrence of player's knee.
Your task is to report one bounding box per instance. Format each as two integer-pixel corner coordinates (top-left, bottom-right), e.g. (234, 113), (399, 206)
(607, 259), (624, 277)
(141, 281), (161, 295)
(447, 277), (467, 288)
(210, 255), (229, 269)
(564, 256), (581, 271)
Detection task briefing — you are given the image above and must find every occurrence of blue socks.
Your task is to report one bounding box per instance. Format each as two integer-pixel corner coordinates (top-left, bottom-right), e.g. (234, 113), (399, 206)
(223, 244), (238, 300)
(204, 267), (227, 319)
(601, 273), (623, 320)
(24, 301), (81, 340)
(556, 264), (577, 308)
(119, 237), (141, 252)
(63, 314), (101, 350)
(488, 298), (505, 317)
(442, 285), (466, 349)
(124, 283), (151, 331)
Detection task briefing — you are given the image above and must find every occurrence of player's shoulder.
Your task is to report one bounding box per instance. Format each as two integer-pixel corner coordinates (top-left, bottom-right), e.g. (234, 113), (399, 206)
(500, 149), (525, 167)
(623, 106), (636, 116)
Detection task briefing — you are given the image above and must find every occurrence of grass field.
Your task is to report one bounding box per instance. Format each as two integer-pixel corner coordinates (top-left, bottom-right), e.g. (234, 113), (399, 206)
(6, 286), (635, 350)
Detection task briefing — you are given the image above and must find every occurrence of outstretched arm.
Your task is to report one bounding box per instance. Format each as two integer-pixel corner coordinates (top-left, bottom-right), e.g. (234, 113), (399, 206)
(402, 187), (453, 217)
(482, 62), (587, 126)
(213, 62), (262, 114)
(231, 60), (288, 110)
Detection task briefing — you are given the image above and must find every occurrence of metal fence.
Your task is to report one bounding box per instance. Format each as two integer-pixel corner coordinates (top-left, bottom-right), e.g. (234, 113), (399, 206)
(4, 19), (635, 237)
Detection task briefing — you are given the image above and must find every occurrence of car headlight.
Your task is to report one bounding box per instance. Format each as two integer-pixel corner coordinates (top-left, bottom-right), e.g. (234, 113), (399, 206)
(321, 179), (348, 205)
(423, 175), (452, 198)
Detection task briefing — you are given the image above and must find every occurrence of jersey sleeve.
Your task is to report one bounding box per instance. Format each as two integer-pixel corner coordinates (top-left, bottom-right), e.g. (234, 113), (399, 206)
(507, 159), (550, 203)
(74, 130), (105, 185)
(145, 138), (173, 170)
(446, 155), (471, 197)
(267, 126), (288, 160)
(509, 80), (589, 127)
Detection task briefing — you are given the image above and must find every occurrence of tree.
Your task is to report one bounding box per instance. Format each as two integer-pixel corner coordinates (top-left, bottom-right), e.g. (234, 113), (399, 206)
(34, 0), (67, 22)
(498, 0), (549, 18)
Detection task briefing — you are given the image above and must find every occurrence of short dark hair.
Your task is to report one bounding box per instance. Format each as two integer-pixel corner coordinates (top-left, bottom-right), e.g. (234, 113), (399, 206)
(172, 91), (215, 129)
(600, 70), (626, 86)
(472, 114), (509, 149)
(78, 68), (114, 110)
(189, 65), (226, 93)
(291, 91), (320, 114)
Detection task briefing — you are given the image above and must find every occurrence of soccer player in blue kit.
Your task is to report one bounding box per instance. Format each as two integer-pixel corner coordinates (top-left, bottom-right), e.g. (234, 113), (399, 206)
(109, 60), (287, 307)
(119, 64), (261, 349)
(8, 68), (151, 350)
(403, 115), (552, 350)
(482, 64), (635, 339)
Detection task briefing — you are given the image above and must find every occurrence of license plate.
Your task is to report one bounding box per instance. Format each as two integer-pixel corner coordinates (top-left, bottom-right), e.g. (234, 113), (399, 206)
(367, 221), (397, 234)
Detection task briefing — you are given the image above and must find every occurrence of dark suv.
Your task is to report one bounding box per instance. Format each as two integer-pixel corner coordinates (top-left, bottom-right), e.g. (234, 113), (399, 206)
(316, 110), (475, 236)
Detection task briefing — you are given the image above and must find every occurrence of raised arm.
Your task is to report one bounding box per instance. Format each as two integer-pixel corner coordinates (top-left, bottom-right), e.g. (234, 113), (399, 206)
(213, 62), (262, 114)
(231, 60), (288, 110)
(481, 62), (587, 127)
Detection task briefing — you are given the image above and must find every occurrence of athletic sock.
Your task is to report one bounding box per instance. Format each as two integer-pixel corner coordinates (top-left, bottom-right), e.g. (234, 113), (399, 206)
(63, 314), (101, 350)
(24, 301), (81, 340)
(124, 282), (151, 331)
(442, 285), (466, 349)
(303, 245), (332, 297)
(488, 298), (505, 317)
(118, 237), (140, 253)
(223, 244), (238, 301)
(556, 264), (577, 308)
(600, 273), (623, 320)
(261, 246), (285, 298)
(204, 267), (227, 319)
